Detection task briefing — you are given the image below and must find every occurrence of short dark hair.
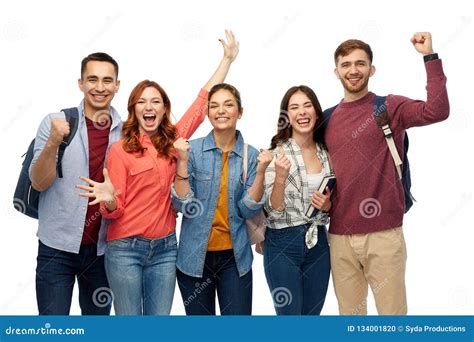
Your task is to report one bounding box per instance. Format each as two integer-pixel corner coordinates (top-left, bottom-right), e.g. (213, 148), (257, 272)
(334, 39), (373, 65)
(208, 83), (243, 112)
(81, 52), (119, 79)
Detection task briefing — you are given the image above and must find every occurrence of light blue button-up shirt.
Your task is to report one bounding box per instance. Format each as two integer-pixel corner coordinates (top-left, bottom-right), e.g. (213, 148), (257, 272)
(29, 101), (122, 255)
(171, 130), (264, 278)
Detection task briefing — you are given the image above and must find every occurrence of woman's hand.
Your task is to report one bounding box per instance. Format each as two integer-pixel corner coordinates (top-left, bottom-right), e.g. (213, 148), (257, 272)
(76, 168), (116, 210)
(256, 149), (273, 175)
(219, 29), (239, 62)
(173, 137), (191, 161)
(274, 146), (291, 183)
(311, 186), (332, 212)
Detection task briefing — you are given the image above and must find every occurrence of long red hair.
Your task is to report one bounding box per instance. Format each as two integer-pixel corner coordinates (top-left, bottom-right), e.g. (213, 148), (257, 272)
(122, 80), (177, 159)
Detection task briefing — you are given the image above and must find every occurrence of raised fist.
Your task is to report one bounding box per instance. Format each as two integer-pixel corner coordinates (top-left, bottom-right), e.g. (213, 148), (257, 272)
(411, 32), (434, 56)
(49, 118), (70, 146)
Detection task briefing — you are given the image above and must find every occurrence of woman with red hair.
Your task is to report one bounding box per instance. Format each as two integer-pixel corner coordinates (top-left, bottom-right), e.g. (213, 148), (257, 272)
(76, 30), (239, 315)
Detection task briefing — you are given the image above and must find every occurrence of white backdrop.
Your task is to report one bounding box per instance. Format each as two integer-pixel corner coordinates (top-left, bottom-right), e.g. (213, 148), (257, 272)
(1, 0), (472, 315)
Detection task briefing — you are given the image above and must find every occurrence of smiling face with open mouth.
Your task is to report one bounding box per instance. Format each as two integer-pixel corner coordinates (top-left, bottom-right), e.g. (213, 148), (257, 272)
(134, 86), (166, 136)
(208, 89), (242, 133)
(287, 91), (318, 138)
(335, 48), (375, 99)
(78, 60), (120, 119)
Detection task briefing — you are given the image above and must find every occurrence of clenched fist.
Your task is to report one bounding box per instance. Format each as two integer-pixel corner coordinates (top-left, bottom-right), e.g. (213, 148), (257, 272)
(411, 32), (434, 56)
(275, 146), (291, 183)
(49, 118), (70, 147)
(173, 137), (191, 161)
(256, 149), (273, 175)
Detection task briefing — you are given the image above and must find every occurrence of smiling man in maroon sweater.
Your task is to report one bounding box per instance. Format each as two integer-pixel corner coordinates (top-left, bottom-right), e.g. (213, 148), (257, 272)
(324, 32), (449, 315)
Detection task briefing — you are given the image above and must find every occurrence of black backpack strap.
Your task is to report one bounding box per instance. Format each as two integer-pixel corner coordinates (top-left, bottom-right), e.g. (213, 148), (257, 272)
(57, 107), (79, 178)
(372, 96), (403, 179)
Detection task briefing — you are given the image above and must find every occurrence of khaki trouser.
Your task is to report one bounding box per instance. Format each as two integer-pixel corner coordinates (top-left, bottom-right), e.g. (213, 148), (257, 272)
(328, 226), (407, 315)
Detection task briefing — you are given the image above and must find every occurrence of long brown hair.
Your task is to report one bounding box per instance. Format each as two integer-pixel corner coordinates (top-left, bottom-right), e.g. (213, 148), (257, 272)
(122, 80), (177, 158)
(269, 85), (325, 150)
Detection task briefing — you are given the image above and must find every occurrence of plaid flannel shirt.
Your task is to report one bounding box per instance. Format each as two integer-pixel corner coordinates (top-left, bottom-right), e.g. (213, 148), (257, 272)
(264, 138), (333, 248)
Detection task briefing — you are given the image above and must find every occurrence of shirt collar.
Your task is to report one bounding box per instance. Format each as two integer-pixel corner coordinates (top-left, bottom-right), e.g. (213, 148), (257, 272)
(78, 100), (122, 130)
(202, 129), (245, 157)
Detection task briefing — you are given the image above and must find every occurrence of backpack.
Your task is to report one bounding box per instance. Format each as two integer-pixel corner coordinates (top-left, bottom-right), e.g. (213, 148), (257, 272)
(323, 96), (415, 213)
(13, 108), (79, 219)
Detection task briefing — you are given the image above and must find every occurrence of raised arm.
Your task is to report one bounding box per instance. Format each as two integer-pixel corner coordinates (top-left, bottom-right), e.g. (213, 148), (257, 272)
(176, 30), (240, 139)
(203, 29), (239, 92)
(396, 32), (449, 129)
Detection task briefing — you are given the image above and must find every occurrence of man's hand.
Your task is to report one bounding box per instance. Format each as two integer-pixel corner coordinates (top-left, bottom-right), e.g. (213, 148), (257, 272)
(48, 118), (70, 146)
(411, 32), (434, 56)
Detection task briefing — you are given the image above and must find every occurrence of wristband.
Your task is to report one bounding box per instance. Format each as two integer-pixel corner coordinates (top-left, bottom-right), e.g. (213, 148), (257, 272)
(423, 53), (439, 63)
(176, 173), (190, 181)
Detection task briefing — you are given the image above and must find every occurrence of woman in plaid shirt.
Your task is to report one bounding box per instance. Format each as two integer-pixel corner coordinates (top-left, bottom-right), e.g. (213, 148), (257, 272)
(263, 85), (333, 315)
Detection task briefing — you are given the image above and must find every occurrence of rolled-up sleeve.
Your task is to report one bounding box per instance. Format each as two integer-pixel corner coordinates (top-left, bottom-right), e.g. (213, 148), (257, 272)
(170, 184), (195, 213)
(29, 113), (62, 178)
(100, 145), (127, 220)
(237, 148), (265, 219)
(238, 190), (265, 219)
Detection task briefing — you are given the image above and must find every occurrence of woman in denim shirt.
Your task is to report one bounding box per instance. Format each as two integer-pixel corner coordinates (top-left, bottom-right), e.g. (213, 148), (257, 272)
(171, 83), (272, 315)
(263, 85), (333, 315)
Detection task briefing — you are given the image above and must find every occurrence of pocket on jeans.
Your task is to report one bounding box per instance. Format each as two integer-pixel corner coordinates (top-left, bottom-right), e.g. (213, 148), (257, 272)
(166, 233), (178, 250)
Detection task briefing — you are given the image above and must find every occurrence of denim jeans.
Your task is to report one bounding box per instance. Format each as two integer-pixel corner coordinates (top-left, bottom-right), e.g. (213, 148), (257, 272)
(264, 225), (330, 315)
(177, 249), (252, 315)
(104, 233), (177, 315)
(36, 240), (111, 315)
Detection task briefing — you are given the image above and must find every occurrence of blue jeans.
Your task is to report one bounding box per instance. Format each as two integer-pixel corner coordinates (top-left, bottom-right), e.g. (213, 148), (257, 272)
(264, 225), (330, 315)
(177, 249), (252, 315)
(104, 233), (177, 315)
(36, 240), (111, 315)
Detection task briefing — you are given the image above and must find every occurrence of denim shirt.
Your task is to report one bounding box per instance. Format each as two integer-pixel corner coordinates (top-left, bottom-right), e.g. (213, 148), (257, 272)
(29, 101), (122, 255)
(171, 130), (264, 278)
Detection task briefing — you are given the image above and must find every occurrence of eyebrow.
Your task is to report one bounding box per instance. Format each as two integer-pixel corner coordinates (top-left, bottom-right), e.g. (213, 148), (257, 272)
(138, 97), (162, 101)
(341, 60), (367, 64)
(289, 101), (312, 107)
(210, 99), (235, 105)
(86, 76), (115, 81)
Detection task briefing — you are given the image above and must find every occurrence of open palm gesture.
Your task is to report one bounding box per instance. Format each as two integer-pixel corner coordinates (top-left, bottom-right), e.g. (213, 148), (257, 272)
(76, 168), (116, 207)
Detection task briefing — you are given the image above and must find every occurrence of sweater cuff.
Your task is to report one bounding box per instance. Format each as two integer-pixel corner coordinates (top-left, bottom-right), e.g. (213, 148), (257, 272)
(425, 58), (445, 80)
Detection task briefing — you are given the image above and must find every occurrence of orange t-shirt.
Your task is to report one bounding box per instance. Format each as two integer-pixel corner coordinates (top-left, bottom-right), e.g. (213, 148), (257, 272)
(102, 89), (208, 241)
(207, 151), (233, 251)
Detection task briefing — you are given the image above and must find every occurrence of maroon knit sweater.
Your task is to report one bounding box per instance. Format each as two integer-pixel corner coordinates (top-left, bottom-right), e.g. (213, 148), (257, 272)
(325, 59), (449, 235)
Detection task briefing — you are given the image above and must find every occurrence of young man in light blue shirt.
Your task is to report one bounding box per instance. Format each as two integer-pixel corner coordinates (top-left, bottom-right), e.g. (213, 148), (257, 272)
(29, 52), (121, 315)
